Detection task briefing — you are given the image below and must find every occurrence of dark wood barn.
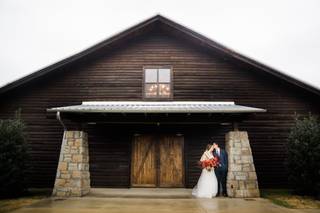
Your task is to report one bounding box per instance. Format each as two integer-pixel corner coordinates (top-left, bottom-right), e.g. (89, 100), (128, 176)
(0, 15), (319, 194)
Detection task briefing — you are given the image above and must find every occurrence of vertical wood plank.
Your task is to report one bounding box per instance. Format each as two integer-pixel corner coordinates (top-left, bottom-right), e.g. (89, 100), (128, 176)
(159, 135), (184, 187)
(131, 134), (157, 187)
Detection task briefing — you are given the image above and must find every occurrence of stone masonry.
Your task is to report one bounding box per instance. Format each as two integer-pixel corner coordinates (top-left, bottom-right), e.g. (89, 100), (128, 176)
(52, 131), (90, 197)
(225, 131), (260, 197)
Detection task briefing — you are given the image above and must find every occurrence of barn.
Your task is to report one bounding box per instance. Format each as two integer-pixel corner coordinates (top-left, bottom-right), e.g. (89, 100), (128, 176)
(0, 15), (319, 197)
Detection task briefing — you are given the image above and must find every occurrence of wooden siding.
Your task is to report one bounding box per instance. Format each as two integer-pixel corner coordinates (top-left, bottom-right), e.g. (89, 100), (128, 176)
(87, 124), (226, 188)
(0, 31), (319, 188)
(87, 125), (131, 187)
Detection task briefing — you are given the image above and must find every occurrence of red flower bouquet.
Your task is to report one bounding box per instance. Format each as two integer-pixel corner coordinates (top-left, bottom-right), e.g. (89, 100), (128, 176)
(199, 156), (219, 171)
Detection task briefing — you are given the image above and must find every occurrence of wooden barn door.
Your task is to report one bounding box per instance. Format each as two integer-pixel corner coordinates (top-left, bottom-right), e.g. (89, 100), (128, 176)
(131, 135), (157, 187)
(159, 135), (184, 187)
(131, 134), (184, 187)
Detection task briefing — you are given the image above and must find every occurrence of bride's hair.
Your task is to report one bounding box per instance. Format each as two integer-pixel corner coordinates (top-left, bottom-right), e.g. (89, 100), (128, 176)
(206, 144), (212, 151)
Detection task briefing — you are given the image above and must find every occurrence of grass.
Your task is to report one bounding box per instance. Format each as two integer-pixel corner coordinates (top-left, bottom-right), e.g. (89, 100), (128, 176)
(0, 189), (51, 213)
(261, 189), (320, 209)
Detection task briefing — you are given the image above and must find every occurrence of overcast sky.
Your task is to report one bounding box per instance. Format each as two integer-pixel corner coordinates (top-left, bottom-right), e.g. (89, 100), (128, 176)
(0, 0), (320, 89)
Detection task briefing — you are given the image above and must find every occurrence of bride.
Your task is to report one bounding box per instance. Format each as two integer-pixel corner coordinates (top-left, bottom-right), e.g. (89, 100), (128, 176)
(192, 144), (218, 198)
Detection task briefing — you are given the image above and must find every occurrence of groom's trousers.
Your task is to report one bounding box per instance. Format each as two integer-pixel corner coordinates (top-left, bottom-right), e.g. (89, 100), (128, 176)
(215, 168), (227, 195)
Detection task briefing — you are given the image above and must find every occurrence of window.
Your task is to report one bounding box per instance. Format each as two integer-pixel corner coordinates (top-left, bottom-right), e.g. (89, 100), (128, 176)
(144, 67), (172, 98)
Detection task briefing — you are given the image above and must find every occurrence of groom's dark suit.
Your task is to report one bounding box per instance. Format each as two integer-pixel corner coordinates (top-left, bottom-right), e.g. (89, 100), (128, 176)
(213, 148), (228, 196)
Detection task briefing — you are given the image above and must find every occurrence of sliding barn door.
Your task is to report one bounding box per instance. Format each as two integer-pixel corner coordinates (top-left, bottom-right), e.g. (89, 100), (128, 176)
(131, 135), (157, 187)
(131, 134), (184, 187)
(159, 135), (184, 187)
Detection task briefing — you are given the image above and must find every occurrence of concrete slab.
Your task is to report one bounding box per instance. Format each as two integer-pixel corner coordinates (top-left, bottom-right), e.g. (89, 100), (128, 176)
(10, 197), (320, 213)
(88, 188), (193, 198)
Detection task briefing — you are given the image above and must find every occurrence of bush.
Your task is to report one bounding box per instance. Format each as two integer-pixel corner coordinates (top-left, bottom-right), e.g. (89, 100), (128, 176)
(287, 114), (320, 198)
(0, 117), (29, 198)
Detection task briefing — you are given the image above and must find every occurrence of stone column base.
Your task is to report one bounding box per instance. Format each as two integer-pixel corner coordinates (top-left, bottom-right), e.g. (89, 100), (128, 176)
(52, 131), (90, 197)
(225, 131), (260, 198)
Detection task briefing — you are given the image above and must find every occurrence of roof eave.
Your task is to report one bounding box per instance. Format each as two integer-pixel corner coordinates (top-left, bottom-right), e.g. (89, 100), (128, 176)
(46, 101), (267, 114)
(47, 109), (266, 114)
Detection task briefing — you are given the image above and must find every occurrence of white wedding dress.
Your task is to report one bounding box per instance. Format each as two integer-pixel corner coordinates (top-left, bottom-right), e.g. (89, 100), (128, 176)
(192, 151), (218, 198)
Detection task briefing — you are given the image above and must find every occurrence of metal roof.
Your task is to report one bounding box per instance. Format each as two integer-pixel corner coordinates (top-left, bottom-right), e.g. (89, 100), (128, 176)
(47, 101), (266, 114)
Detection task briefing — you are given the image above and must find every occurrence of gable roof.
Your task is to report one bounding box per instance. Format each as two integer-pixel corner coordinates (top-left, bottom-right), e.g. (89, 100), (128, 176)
(0, 15), (319, 96)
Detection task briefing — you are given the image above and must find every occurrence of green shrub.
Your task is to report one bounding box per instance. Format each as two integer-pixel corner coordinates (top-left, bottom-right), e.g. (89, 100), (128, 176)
(0, 117), (29, 198)
(287, 114), (320, 198)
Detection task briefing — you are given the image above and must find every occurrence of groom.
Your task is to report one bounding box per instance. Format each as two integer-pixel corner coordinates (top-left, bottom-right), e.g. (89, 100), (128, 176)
(212, 141), (228, 197)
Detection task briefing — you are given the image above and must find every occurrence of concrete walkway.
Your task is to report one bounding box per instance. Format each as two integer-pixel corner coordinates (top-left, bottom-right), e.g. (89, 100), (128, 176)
(88, 188), (192, 198)
(11, 197), (319, 213)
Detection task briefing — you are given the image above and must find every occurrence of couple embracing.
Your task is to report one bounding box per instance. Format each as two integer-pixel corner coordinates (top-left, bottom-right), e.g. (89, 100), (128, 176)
(192, 140), (228, 198)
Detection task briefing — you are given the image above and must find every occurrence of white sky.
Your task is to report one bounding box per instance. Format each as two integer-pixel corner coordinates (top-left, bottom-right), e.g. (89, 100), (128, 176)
(0, 0), (320, 89)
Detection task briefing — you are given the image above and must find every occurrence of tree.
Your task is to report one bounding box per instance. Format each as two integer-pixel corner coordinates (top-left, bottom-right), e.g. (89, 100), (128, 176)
(287, 114), (320, 198)
(0, 114), (29, 198)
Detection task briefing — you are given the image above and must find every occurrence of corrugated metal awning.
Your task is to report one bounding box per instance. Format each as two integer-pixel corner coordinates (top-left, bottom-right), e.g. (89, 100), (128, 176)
(47, 101), (266, 114)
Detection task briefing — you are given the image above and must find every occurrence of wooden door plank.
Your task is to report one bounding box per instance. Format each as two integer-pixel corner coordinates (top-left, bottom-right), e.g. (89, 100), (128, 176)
(131, 135), (157, 187)
(159, 135), (185, 187)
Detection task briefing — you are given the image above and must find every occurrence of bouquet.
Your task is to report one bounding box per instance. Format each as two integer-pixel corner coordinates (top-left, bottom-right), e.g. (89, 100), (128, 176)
(199, 156), (219, 171)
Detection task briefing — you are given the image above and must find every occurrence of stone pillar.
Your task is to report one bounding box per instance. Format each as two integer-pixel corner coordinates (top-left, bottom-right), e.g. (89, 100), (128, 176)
(52, 131), (90, 197)
(225, 131), (260, 198)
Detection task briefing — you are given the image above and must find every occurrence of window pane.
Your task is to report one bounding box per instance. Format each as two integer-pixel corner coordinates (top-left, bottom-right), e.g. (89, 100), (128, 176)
(158, 68), (171, 82)
(145, 69), (158, 82)
(145, 83), (158, 97)
(159, 83), (171, 97)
